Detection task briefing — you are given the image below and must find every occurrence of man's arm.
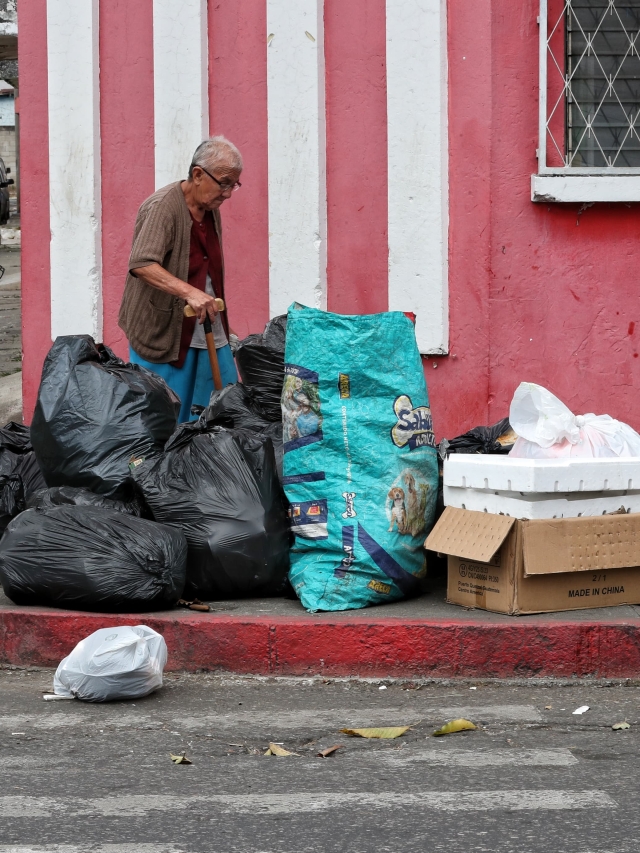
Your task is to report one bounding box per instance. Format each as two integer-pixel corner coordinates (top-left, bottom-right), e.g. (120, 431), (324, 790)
(132, 263), (218, 324)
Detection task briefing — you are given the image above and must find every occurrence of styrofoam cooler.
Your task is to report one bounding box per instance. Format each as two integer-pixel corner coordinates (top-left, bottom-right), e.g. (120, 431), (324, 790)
(443, 455), (640, 519)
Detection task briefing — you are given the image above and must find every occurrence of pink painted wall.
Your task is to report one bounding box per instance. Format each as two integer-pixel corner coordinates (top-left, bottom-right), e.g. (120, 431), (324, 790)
(426, 0), (640, 441)
(19, 0), (51, 423)
(20, 0), (640, 440)
(325, 0), (388, 315)
(99, 0), (155, 361)
(209, 0), (270, 340)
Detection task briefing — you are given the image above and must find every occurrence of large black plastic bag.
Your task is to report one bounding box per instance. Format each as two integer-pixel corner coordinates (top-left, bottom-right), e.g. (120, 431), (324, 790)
(204, 384), (283, 476)
(235, 315), (286, 421)
(27, 485), (146, 517)
(30, 336), (180, 500)
(0, 421), (47, 535)
(0, 506), (187, 611)
(132, 421), (290, 599)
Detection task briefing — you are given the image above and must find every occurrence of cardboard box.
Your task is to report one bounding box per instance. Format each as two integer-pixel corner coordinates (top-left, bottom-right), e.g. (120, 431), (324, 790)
(424, 507), (640, 615)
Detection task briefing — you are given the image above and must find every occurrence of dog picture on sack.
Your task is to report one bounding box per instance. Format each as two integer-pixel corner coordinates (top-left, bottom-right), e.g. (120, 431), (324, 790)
(386, 468), (431, 537)
(282, 372), (323, 444)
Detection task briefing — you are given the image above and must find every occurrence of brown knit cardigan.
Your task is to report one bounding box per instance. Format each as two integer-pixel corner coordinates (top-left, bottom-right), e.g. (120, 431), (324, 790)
(118, 181), (224, 363)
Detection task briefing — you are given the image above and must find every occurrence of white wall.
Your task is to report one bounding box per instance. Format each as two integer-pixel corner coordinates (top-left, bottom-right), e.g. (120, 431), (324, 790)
(47, 0), (102, 339)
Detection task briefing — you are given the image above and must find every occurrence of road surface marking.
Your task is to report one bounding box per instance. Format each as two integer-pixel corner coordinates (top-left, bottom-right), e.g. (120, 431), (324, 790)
(0, 790), (615, 817)
(382, 748), (577, 767)
(0, 704), (541, 733)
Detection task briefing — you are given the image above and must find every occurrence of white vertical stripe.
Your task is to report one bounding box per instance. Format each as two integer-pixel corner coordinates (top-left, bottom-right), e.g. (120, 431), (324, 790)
(386, 0), (449, 354)
(47, 0), (102, 339)
(153, 0), (209, 188)
(266, 0), (327, 316)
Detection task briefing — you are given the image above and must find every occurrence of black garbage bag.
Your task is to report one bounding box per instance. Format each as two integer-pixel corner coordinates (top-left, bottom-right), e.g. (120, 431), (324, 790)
(234, 315), (286, 421)
(0, 475), (23, 535)
(0, 506), (187, 611)
(30, 336), (180, 500)
(204, 384), (283, 476)
(0, 421), (47, 536)
(438, 417), (517, 459)
(27, 486), (146, 517)
(131, 421), (290, 600)
(0, 421), (32, 455)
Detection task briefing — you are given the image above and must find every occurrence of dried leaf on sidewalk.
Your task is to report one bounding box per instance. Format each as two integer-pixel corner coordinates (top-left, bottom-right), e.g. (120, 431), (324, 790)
(264, 743), (297, 756)
(177, 598), (210, 612)
(432, 718), (477, 737)
(317, 744), (343, 757)
(612, 721), (631, 731)
(340, 726), (410, 739)
(170, 752), (192, 765)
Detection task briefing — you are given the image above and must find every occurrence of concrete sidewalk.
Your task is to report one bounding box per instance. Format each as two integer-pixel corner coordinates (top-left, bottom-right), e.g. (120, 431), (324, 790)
(2, 584), (640, 679)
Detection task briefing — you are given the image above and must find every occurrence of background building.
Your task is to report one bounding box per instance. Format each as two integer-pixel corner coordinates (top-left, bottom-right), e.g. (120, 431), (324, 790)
(18, 0), (640, 437)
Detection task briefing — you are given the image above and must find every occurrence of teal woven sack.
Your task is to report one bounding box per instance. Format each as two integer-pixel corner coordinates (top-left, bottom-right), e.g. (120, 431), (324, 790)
(282, 305), (438, 612)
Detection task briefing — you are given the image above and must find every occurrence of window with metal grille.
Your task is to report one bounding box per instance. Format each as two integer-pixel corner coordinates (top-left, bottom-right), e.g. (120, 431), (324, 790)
(539, 0), (640, 170)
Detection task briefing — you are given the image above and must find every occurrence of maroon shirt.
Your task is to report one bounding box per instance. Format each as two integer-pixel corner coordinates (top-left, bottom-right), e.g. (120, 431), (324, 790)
(172, 210), (229, 367)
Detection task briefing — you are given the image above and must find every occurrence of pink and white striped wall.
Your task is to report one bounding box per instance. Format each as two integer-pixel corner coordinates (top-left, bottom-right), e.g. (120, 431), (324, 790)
(22, 1), (640, 441)
(19, 0), (448, 421)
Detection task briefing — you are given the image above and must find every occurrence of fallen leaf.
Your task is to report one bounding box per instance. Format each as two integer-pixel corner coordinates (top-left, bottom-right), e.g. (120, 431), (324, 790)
(572, 705), (590, 715)
(264, 742), (296, 756)
(170, 752), (192, 765)
(545, 705), (552, 710)
(340, 726), (410, 739)
(305, 30), (316, 41)
(177, 598), (210, 612)
(267, 33), (275, 45)
(317, 744), (343, 758)
(612, 721), (631, 731)
(432, 718), (477, 737)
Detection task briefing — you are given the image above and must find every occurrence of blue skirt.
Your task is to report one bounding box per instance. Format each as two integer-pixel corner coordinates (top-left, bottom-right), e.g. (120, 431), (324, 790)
(129, 344), (238, 423)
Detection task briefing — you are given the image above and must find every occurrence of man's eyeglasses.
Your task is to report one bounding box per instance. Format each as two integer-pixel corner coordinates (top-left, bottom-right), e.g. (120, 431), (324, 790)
(195, 164), (241, 193)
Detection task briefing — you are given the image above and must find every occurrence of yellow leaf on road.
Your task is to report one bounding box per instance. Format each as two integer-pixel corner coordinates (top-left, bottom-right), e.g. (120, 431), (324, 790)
(612, 722), (631, 731)
(432, 719), (477, 737)
(170, 752), (192, 764)
(340, 727), (410, 739)
(264, 743), (297, 756)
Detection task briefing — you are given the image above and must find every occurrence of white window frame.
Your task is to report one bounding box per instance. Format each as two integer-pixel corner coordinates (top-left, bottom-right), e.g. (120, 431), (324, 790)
(532, 0), (640, 202)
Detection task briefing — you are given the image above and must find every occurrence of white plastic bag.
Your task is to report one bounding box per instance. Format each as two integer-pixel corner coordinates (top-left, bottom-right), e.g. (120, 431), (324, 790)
(53, 625), (167, 702)
(509, 383), (640, 459)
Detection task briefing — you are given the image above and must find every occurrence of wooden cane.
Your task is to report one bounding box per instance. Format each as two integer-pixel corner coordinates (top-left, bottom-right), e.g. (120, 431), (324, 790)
(184, 299), (225, 391)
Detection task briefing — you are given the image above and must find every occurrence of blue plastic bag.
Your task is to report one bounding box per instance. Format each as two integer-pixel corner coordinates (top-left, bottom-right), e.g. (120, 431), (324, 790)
(282, 305), (438, 612)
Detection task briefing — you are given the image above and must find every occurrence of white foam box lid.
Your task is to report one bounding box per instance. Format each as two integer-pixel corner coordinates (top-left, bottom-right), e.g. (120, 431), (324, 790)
(443, 484), (640, 519)
(443, 454), (640, 493)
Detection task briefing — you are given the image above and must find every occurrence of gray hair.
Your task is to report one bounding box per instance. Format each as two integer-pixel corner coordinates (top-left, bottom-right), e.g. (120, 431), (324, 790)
(189, 135), (243, 178)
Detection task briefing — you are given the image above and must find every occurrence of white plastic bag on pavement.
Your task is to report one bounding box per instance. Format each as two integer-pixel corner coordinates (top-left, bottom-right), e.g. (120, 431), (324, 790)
(53, 625), (167, 702)
(509, 383), (640, 459)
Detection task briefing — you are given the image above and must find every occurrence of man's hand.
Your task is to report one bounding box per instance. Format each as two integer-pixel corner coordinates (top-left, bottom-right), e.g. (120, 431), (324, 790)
(185, 288), (219, 324)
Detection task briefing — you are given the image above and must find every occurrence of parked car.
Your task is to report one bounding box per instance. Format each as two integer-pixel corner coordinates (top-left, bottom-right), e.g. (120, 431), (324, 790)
(0, 156), (14, 225)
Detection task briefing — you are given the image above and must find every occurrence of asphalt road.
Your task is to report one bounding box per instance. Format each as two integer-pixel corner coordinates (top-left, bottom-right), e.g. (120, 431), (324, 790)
(1, 669), (639, 853)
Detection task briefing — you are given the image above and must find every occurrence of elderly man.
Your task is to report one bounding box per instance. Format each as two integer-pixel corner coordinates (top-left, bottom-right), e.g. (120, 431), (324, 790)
(119, 136), (242, 422)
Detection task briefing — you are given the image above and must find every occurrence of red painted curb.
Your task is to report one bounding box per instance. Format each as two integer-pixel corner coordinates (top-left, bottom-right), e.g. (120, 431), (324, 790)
(1, 606), (640, 677)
